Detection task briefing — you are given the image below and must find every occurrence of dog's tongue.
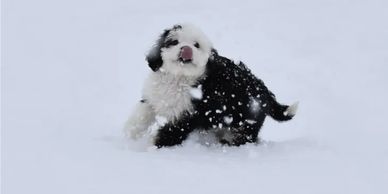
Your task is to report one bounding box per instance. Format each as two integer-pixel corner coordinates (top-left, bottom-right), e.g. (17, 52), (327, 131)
(180, 46), (193, 61)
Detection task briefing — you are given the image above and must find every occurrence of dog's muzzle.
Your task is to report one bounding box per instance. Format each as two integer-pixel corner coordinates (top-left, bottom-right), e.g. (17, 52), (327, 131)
(179, 46), (193, 63)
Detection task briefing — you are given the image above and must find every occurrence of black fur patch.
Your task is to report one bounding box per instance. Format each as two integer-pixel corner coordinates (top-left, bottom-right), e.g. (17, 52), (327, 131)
(154, 52), (294, 148)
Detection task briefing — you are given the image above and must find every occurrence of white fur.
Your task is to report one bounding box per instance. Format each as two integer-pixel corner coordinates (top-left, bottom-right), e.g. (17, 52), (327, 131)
(143, 72), (199, 122)
(160, 24), (212, 77)
(124, 71), (199, 139)
(124, 102), (156, 139)
(284, 101), (299, 116)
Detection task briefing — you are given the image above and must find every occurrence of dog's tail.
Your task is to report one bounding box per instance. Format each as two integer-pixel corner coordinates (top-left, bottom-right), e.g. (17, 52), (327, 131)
(253, 82), (298, 121)
(265, 99), (298, 121)
(236, 61), (298, 121)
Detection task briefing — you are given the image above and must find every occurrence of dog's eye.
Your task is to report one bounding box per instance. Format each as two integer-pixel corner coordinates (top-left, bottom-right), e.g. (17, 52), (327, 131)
(194, 42), (200, 48)
(165, 40), (179, 47)
(171, 40), (179, 45)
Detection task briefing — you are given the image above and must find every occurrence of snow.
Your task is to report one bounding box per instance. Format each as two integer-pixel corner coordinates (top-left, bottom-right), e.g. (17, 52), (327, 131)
(284, 102), (299, 116)
(3, 0), (388, 194)
(246, 120), (257, 124)
(147, 115), (168, 137)
(249, 97), (260, 112)
(224, 116), (234, 124)
(189, 85), (203, 100)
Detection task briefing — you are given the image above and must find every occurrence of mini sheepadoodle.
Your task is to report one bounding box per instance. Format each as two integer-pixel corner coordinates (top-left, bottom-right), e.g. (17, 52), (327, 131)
(125, 24), (298, 148)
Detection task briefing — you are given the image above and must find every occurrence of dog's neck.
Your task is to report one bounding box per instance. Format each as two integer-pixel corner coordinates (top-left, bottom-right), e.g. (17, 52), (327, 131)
(154, 71), (199, 85)
(142, 71), (201, 122)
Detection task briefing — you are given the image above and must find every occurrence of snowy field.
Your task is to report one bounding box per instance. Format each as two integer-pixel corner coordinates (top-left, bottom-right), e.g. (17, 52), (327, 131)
(2, 0), (388, 193)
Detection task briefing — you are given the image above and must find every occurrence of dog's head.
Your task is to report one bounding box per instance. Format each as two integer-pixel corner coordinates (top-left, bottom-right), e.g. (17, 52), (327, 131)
(146, 24), (214, 77)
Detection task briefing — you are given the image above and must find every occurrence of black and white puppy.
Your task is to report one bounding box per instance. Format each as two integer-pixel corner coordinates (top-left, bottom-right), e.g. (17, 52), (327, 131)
(125, 24), (298, 148)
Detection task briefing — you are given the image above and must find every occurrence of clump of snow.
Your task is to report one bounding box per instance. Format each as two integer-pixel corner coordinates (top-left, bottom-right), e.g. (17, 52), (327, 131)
(155, 115), (168, 125)
(147, 115), (167, 137)
(223, 116), (233, 124)
(189, 85), (203, 99)
(250, 97), (260, 112)
(283, 102), (299, 116)
(246, 119), (257, 124)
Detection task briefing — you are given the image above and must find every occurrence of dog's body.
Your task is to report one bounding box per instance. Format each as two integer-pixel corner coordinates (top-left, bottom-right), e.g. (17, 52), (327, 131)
(125, 24), (297, 148)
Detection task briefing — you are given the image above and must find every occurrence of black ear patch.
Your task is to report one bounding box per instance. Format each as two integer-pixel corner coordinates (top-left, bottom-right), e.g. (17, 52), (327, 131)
(209, 48), (218, 61)
(146, 29), (172, 72)
(146, 50), (163, 72)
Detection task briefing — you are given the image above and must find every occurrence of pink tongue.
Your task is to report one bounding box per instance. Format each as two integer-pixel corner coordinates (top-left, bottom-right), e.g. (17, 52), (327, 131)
(180, 46), (193, 60)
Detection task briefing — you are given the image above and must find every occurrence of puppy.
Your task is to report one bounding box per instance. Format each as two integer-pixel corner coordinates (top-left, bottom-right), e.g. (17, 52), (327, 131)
(125, 24), (298, 148)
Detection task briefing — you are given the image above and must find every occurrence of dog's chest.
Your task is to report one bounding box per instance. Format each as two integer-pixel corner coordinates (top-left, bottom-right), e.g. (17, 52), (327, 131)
(143, 73), (197, 121)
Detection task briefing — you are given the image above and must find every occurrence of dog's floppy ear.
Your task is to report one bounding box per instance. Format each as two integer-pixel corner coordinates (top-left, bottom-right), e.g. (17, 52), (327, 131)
(146, 29), (170, 72)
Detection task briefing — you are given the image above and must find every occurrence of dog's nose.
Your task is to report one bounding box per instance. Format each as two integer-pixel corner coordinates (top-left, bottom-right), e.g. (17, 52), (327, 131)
(179, 46), (193, 62)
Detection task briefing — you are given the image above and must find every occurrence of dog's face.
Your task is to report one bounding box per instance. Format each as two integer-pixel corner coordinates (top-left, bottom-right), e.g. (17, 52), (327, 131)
(146, 24), (213, 77)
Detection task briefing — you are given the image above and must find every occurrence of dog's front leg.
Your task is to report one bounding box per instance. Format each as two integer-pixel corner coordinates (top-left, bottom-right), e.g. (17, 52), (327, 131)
(154, 116), (195, 148)
(124, 100), (155, 139)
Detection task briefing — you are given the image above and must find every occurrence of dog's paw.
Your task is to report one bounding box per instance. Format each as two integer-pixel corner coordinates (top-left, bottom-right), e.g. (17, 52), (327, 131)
(124, 124), (146, 140)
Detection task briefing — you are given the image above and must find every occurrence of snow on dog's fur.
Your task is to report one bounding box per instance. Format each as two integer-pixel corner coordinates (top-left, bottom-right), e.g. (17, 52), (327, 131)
(125, 24), (298, 148)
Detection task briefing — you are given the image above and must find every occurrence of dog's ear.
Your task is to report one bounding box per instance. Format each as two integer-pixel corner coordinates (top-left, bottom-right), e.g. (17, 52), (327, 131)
(146, 29), (171, 72)
(211, 48), (218, 56)
(208, 48), (218, 61)
(146, 48), (163, 71)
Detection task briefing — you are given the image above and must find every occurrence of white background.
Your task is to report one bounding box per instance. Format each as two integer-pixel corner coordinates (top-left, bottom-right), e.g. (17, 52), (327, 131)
(2, 0), (388, 193)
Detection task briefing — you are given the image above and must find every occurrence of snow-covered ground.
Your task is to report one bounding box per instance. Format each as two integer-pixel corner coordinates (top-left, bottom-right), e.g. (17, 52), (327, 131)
(3, 0), (388, 193)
